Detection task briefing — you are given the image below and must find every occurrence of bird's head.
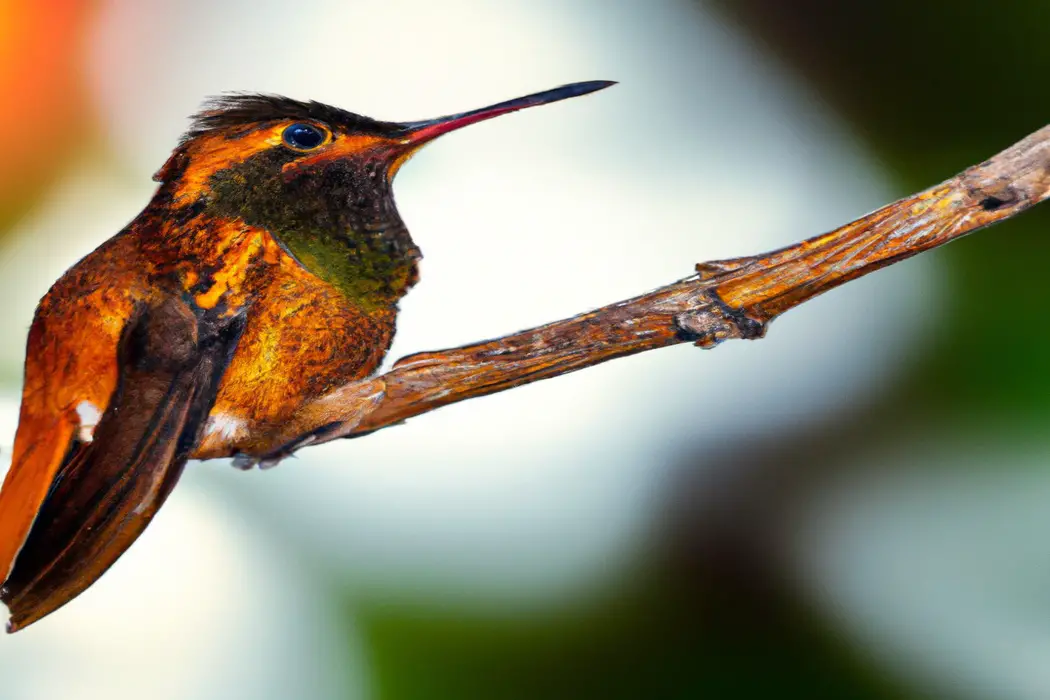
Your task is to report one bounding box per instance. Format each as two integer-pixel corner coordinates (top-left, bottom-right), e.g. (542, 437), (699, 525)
(157, 81), (615, 234)
(153, 80), (614, 305)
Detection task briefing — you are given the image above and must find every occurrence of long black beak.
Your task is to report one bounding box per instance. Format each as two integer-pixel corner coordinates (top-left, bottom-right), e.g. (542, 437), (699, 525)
(398, 80), (616, 145)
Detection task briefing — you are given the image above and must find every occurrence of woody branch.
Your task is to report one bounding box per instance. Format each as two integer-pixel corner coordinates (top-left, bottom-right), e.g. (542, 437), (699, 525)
(219, 124), (1050, 460)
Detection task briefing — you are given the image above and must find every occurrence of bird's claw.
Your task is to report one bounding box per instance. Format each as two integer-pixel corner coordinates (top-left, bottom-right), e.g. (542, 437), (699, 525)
(230, 454), (259, 470)
(230, 435), (315, 471)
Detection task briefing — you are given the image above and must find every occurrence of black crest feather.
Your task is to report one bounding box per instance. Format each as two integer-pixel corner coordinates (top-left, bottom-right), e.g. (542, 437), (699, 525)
(184, 93), (402, 142)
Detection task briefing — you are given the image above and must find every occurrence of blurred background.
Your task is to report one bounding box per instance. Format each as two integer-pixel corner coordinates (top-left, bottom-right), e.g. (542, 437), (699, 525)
(0, 0), (1046, 698)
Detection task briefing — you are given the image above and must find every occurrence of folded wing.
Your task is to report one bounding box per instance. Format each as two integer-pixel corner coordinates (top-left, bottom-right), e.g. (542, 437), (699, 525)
(0, 297), (244, 632)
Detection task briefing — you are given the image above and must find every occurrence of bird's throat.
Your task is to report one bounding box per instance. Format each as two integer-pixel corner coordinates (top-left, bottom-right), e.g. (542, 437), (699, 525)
(199, 155), (421, 313)
(271, 225), (420, 313)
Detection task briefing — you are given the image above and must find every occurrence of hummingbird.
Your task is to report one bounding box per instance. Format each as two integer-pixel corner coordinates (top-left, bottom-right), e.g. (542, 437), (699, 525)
(0, 80), (614, 632)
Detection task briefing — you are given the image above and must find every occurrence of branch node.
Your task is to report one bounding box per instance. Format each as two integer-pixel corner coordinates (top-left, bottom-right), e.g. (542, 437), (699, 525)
(975, 185), (1021, 211)
(674, 289), (767, 349)
(694, 256), (758, 281)
(709, 289), (767, 338)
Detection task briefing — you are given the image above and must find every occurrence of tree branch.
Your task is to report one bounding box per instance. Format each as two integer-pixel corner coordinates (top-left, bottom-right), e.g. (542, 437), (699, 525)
(200, 124), (1050, 465)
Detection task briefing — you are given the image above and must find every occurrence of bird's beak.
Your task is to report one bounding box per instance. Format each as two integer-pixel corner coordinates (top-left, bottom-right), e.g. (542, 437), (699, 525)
(397, 80), (616, 146)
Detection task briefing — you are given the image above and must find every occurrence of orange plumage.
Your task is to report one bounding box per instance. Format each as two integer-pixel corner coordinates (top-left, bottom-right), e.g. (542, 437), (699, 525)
(0, 81), (615, 631)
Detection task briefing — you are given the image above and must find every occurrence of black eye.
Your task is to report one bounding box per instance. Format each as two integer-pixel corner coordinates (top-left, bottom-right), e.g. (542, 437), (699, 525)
(282, 123), (326, 150)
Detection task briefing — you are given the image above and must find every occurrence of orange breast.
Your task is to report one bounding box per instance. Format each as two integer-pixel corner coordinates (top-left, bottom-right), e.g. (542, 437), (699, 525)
(197, 245), (397, 455)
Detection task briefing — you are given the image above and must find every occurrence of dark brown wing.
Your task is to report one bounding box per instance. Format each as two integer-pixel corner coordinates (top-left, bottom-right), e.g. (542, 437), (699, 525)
(1, 297), (245, 632)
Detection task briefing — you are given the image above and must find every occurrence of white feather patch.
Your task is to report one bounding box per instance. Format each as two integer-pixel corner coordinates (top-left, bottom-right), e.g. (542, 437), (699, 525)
(75, 401), (101, 443)
(204, 413), (247, 442)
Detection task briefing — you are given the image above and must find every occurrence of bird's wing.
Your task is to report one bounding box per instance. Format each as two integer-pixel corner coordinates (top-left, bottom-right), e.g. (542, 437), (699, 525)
(0, 296), (245, 632)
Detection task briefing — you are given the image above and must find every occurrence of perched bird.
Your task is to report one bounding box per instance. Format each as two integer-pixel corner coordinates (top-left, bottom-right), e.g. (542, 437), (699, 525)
(0, 80), (614, 632)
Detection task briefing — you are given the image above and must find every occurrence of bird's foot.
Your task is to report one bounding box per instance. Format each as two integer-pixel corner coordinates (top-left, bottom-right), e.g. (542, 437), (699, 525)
(230, 435), (317, 471)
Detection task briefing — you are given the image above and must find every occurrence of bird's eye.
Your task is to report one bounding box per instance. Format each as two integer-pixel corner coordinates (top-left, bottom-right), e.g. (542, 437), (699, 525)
(282, 123), (327, 151)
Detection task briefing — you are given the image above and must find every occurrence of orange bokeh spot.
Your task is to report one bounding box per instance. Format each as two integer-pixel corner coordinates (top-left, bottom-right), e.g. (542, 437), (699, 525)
(0, 0), (96, 227)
